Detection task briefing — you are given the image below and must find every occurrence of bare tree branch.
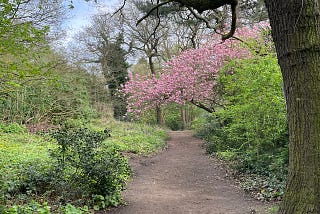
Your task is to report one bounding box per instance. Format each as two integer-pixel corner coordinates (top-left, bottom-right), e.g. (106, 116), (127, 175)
(186, 6), (246, 44)
(186, 6), (216, 29)
(221, 2), (237, 40)
(112, 0), (127, 17)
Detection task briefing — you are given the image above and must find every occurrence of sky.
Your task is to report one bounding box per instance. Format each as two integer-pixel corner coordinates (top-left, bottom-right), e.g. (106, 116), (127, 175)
(62, 0), (121, 43)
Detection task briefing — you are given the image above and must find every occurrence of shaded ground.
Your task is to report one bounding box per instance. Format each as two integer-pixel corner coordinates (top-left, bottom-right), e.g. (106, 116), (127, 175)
(108, 131), (271, 214)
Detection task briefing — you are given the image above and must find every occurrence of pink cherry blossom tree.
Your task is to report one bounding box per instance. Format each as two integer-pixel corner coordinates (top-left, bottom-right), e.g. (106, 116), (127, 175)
(123, 24), (268, 116)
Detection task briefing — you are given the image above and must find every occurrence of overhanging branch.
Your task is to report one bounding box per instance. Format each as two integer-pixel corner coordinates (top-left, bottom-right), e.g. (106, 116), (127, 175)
(136, 0), (173, 26)
(115, 0), (239, 40)
(190, 99), (215, 113)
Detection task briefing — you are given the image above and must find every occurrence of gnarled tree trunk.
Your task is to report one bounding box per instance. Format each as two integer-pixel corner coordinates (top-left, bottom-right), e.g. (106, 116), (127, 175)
(264, 1), (320, 213)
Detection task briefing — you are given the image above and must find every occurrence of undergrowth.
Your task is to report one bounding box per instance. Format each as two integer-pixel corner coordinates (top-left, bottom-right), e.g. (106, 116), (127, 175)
(192, 55), (288, 202)
(0, 119), (167, 213)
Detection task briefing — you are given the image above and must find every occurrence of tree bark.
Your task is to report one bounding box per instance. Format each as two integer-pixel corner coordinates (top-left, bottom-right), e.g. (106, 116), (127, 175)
(148, 56), (156, 76)
(180, 107), (186, 130)
(156, 105), (164, 125)
(264, 1), (320, 213)
(148, 56), (163, 125)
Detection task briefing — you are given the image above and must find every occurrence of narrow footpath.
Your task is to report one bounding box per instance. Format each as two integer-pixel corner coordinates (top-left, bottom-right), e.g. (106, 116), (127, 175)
(109, 131), (269, 214)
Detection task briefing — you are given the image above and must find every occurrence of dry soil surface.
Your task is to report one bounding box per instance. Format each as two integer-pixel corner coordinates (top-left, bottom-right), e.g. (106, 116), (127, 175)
(108, 131), (269, 214)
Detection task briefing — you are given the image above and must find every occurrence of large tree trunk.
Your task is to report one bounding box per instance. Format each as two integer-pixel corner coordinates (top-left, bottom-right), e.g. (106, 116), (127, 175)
(264, 1), (320, 213)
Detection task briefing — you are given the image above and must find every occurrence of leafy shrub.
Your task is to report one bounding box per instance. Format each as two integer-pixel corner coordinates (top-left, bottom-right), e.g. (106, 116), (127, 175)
(0, 59), (100, 125)
(0, 127), (130, 209)
(0, 120), (166, 210)
(193, 55), (288, 200)
(49, 128), (131, 206)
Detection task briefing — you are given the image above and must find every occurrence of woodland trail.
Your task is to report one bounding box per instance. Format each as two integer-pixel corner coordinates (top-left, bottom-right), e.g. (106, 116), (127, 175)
(108, 131), (269, 214)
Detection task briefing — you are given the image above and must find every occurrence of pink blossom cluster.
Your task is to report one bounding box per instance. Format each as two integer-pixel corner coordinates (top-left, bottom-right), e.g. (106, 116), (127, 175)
(123, 25), (267, 115)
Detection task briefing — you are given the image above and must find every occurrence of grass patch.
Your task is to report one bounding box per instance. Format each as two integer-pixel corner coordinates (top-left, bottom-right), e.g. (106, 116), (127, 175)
(0, 133), (55, 201)
(87, 119), (168, 155)
(0, 119), (168, 212)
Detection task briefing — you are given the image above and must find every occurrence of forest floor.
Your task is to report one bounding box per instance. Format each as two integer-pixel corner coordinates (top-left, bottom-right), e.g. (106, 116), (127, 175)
(108, 131), (273, 214)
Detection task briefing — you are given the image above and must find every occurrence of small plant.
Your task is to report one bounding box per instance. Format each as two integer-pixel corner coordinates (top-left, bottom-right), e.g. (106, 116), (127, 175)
(92, 194), (123, 211)
(60, 204), (91, 214)
(0, 201), (51, 214)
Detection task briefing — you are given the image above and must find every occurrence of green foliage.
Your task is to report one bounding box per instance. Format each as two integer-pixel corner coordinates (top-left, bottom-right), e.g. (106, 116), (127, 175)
(92, 193), (122, 210)
(136, 104), (200, 131)
(48, 128), (130, 205)
(266, 206), (279, 214)
(0, 133), (55, 201)
(0, 0), (50, 98)
(102, 33), (129, 120)
(0, 127), (130, 208)
(60, 204), (91, 214)
(0, 202), (92, 214)
(0, 118), (167, 210)
(0, 1), (104, 125)
(134, 109), (158, 125)
(102, 120), (168, 154)
(0, 201), (51, 214)
(0, 57), (100, 124)
(241, 173), (286, 201)
(163, 104), (184, 130)
(193, 54), (288, 200)
(0, 123), (27, 133)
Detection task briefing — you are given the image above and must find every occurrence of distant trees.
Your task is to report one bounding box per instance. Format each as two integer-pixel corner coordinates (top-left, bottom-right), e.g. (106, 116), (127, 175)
(0, 1), (108, 124)
(0, 1), (49, 98)
(74, 13), (129, 120)
(103, 34), (129, 119)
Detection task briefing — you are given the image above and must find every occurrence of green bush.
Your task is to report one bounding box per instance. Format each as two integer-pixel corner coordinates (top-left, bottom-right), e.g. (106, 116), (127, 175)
(0, 127), (130, 209)
(0, 59), (100, 125)
(193, 55), (288, 200)
(49, 128), (131, 205)
(0, 119), (166, 210)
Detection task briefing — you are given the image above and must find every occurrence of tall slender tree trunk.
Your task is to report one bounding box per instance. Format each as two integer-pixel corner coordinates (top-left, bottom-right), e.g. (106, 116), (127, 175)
(148, 56), (163, 125)
(180, 107), (187, 130)
(264, 1), (320, 213)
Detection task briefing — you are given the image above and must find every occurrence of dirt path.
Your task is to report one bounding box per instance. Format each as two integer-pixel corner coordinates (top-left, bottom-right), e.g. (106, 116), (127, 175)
(109, 131), (268, 214)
